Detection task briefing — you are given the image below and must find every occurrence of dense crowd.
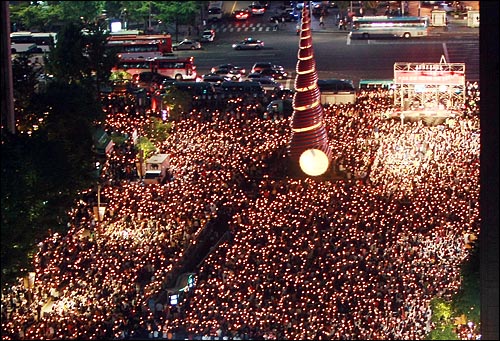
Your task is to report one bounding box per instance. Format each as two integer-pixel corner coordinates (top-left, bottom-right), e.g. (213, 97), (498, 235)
(1, 82), (481, 340)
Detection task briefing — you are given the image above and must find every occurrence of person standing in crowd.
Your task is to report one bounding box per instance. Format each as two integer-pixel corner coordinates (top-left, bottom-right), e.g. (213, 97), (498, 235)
(319, 15), (325, 28)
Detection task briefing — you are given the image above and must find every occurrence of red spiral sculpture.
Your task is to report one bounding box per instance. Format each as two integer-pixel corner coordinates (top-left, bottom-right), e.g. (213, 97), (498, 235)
(288, 1), (332, 168)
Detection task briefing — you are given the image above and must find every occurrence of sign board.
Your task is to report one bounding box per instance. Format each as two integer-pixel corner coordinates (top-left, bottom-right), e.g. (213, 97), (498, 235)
(394, 70), (465, 85)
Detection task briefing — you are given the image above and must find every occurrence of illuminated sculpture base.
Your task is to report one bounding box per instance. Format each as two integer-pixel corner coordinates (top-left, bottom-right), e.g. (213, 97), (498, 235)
(299, 148), (330, 176)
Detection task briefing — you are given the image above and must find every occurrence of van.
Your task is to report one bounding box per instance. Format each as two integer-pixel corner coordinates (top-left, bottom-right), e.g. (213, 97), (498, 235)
(317, 79), (357, 105)
(143, 154), (170, 184)
(266, 99), (293, 117)
(207, 7), (223, 21)
(217, 81), (264, 99)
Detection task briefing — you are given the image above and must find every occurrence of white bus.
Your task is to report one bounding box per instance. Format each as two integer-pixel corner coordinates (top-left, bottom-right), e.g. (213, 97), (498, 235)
(349, 16), (429, 39)
(10, 31), (58, 52)
(317, 79), (357, 105)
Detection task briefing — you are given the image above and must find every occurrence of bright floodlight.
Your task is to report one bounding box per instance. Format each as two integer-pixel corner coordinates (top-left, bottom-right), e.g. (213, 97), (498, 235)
(299, 148), (329, 176)
(110, 21), (122, 33)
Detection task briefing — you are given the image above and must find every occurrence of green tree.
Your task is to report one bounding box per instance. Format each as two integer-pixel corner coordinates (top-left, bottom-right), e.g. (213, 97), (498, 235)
(135, 136), (157, 159)
(143, 117), (173, 145)
(160, 87), (192, 120)
(155, 1), (201, 41)
(11, 54), (40, 132)
(56, 1), (104, 25)
(1, 80), (104, 287)
(44, 21), (117, 95)
(44, 22), (89, 83)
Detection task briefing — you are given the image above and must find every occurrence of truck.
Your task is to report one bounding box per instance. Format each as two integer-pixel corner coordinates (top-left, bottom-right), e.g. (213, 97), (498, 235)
(143, 153), (170, 184)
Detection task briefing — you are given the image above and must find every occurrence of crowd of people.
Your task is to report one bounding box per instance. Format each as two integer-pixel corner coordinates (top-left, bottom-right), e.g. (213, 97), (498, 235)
(1, 82), (481, 340)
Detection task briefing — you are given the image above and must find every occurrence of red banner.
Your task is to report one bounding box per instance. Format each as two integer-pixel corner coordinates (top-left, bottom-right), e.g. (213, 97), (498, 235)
(394, 70), (465, 85)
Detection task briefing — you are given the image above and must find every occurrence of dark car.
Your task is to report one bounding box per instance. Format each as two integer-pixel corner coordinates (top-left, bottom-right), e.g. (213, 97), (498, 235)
(245, 75), (283, 92)
(269, 11), (297, 22)
(233, 9), (250, 20)
(210, 63), (247, 76)
(250, 62), (284, 74)
(210, 69), (242, 81)
(133, 71), (174, 91)
(202, 73), (230, 85)
(257, 68), (289, 80)
(248, 3), (266, 15)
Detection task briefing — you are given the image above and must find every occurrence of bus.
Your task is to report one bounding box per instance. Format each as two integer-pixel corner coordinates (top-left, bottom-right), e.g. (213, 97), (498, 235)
(317, 79), (357, 105)
(358, 79), (395, 90)
(112, 56), (197, 80)
(10, 31), (57, 52)
(107, 33), (172, 52)
(111, 58), (155, 76)
(106, 41), (170, 59)
(349, 16), (429, 39)
(217, 81), (264, 99)
(153, 56), (197, 80)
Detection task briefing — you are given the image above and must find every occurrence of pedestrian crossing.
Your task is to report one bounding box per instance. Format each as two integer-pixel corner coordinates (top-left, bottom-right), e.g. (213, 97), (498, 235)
(207, 23), (281, 33)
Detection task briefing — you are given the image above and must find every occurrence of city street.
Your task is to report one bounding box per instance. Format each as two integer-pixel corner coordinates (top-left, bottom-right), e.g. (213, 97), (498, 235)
(162, 1), (480, 87)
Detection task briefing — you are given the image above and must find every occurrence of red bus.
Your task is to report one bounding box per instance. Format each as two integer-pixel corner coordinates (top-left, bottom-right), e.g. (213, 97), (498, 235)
(112, 56), (197, 81)
(106, 34), (172, 59)
(111, 58), (154, 76)
(153, 56), (197, 80)
(106, 41), (171, 59)
(107, 34), (172, 49)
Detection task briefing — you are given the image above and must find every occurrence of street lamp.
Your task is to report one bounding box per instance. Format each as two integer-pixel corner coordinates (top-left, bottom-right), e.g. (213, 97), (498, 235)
(300, 149), (330, 176)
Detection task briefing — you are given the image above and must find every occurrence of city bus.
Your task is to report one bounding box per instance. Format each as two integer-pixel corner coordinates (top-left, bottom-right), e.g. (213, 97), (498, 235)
(358, 79), (395, 90)
(106, 41), (170, 59)
(349, 16), (429, 39)
(10, 31), (58, 52)
(153, 56), (197, 80)
(111, 58), (155, 76)
(107, 33), (172, 53)
(112, 56), (197, 80)
(317, 79), (357, 104)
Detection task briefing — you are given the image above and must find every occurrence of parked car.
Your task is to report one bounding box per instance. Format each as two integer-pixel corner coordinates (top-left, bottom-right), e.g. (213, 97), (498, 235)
(201, 29), (216, 42)
(233, 8), (250, 20)
(257, 68), (289, 80)
(210, 64), (247, 76)
(251, 62), (284, 74)
(172, 39), (202, 51)
(202, 73), (230, 85)
(132, 71), (174, 91)
(211, 69), (242, 81)
(245, 73), (275, 82)
(207, 7), (223, 21)
(248, 3), (266, 15)
(312, 2), (330, 16)
(232, 38), (264, 50)
(246, 75), (283, 92)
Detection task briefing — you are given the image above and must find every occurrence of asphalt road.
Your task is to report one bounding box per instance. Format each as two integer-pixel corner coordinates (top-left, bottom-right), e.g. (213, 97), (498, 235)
(176, 2), (480, 88)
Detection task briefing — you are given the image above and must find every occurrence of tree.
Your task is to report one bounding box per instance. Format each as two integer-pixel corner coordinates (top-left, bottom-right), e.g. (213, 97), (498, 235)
(44, 22), (89, 84)
(154, 1), (201, 41)
(1, 80), (104, 287)
(44, 21), (118, 95)
(11, 54), (40, 132)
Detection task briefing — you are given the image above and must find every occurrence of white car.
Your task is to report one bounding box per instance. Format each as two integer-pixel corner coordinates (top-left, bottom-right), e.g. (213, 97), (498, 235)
(201, 29), (216, 42)
(232, 38), (264, 50)
(173, 39), (202, 50)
